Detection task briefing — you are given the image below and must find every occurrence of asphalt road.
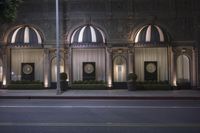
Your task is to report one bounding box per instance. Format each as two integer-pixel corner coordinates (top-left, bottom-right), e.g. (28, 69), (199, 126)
(0, 99), (200, 133)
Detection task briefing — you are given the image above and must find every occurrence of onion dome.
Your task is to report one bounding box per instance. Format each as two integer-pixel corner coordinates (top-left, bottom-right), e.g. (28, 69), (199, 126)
(7, 25), (43, 47)
(70, 24), (105, 48)
(134, 24), (170, 47)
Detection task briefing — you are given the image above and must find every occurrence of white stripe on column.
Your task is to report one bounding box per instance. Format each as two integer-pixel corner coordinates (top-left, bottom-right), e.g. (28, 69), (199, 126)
(90, 26), (97, 42)
(134, 26), (145, 43)
(11, 27), (22, 43)
(24, 27), (30, 43)
(71, 29), (79, 43)
(78, 26), (86, 43)
(155, 25), (164, 42)
(146, 25), (151, 42)
(32, 27), (42, 44)
(97, 27), (105, 43)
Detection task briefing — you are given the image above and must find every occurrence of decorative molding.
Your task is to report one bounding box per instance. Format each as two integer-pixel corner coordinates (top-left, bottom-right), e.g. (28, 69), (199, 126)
(70, 43), (105, 48)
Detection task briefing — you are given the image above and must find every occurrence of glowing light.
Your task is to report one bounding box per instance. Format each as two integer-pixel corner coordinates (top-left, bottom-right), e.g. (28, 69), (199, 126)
(173, 78), (177, 86)
(44, 80), (48, 88)
(108, 77), (112, 88)
(44, 74), (48, 88)
(3, 77), (6, 86)
(0, 66), (2, 81)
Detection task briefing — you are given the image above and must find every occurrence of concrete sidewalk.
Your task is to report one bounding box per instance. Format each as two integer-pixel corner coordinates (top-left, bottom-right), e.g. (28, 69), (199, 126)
(0, 89), (200, 100)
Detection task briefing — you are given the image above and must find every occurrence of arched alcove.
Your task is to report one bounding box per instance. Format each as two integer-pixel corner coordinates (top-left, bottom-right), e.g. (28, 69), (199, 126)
(113, 56), (127, 82)
(177, 54), (190, 82)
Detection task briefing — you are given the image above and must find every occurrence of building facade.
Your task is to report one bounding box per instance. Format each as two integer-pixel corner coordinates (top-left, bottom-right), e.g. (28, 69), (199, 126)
(0, 0), (200, 89)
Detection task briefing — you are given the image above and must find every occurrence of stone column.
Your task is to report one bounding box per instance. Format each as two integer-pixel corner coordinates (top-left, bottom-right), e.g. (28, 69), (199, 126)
(64, 49), (69, 82)
(171, 48), (176, 86)
(192, 47), (197, 87)
(198, 46), (200, 88)
(128, 48), (134, 74)
(2, 47), (10, 87)
(168, 46), (172, 85)
(68, 48), (72, 85)
(106, 47), (112, 88)
(2, 52), (7, 87)
(44, 49), (50, 88)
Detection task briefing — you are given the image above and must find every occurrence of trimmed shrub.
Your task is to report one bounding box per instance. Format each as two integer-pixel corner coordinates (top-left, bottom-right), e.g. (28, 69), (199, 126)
(73, 80), (106, 84)
(127, 73), (137, 81)
(71, 84), (107, 90)
(60, 73), (68, 91)
(135, 82), (171, 90)
(7, 84), (44, 90)
(60, 72), (67, 81)
(10, 80), (42, 84)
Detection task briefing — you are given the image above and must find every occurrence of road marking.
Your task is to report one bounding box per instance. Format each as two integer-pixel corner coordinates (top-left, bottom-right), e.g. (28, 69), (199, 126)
(0, 122), (200, 127)
(0, 105), (200, 109)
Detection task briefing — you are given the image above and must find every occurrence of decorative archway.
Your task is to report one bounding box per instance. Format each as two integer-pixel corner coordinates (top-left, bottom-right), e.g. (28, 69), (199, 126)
(5, 25), (44, 84)
(69, 24), (106, 82)
(134, 24), (171, 82)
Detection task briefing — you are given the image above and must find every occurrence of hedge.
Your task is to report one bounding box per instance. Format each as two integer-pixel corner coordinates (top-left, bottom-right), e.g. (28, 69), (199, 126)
(10, 80), (42, 84)
(71, 84), (107, 90)
(7, 84), (44, 90)
(136, 84), (172, 90)
(73, 80), (105, 84)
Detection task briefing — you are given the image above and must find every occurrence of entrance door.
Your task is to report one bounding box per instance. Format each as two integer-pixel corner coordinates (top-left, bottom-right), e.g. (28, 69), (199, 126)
(113, 56), (126, 82)
(117, 65), (123, 82)
(113, 56), (127, 89)
(177, 54), (190, 84)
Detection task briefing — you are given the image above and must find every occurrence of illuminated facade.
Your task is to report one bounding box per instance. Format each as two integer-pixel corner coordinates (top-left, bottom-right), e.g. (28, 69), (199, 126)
(0, 0), (199, 89)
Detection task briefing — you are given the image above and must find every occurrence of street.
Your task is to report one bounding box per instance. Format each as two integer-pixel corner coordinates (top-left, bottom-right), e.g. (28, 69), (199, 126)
(0, 99), (200, 133)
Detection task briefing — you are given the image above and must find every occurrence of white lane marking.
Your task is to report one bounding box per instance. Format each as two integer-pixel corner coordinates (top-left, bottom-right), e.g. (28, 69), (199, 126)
(0, 122), (200, 127)
(0, 105), (200, 109)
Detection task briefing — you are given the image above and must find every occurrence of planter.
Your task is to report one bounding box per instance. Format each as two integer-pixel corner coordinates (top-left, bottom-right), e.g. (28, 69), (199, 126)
(127, 82), (137, 91)
(127, 73), (138, 91)
(60, 72), (68, 91)
(60, 81), (68, 91)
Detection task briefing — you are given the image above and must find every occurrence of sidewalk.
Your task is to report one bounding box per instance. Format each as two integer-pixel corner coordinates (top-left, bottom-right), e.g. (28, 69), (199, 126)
(1, 89), (200, 100)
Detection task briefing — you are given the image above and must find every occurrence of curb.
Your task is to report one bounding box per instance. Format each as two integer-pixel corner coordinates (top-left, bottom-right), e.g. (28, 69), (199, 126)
(1, 96), (200, 100)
